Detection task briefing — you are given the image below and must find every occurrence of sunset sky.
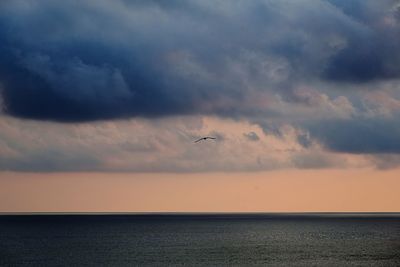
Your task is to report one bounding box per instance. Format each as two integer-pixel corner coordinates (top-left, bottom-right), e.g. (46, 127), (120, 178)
(1, 0), (400, 212)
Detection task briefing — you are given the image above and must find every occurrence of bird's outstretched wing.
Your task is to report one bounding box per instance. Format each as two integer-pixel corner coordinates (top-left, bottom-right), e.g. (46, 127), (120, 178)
(194, 136), (216, 143)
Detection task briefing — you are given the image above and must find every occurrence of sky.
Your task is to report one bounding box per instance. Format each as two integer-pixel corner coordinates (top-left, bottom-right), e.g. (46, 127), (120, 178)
(1, 0), (400, 212)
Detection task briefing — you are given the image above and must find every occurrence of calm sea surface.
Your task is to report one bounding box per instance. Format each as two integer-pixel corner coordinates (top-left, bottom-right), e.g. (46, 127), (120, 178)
(0, 214), (399, 266)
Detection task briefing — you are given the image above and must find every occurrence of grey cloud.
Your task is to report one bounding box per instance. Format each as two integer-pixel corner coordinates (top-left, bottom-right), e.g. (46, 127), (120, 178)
(307, 118), (400, 154)
(297, 133), (312, 149)
(244, 132), (260, 142)
(324, 0), (400, 82)
(1, 0), (400, 172)
(367, 154), (400, 170)
(0, 0), (395, 122)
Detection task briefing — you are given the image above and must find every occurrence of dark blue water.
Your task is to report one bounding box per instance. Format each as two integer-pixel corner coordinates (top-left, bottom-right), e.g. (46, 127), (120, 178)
(1, 214), (400, 266)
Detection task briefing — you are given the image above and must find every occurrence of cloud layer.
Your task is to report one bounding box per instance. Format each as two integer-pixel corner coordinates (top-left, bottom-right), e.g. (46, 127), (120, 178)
(1, 0), (400, 171)
(1, 0), (399, 121)
(0, 115), (372, 172)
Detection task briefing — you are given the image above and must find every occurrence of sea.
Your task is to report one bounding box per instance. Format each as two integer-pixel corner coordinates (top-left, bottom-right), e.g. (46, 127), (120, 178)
(0, 213), (399, 266)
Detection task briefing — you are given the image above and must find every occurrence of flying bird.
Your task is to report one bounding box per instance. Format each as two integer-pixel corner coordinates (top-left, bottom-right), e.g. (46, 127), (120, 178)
(194, 136), (217, 143)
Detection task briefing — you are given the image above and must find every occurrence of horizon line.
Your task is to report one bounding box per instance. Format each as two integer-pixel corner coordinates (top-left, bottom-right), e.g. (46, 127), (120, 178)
(1, 212), (400, 216)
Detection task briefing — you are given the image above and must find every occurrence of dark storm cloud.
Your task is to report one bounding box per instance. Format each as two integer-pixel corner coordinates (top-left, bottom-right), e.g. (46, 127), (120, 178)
(308, 118), (400, 154)
(0, 0), (211, 121)
(324, 0), (400, 82)
(1, 0), (396, 122)
(1, 0), (400, 162)
(323, 30), (400, 83)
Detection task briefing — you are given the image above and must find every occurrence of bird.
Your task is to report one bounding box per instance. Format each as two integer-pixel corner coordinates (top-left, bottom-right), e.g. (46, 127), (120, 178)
(194, 136), (217, 143)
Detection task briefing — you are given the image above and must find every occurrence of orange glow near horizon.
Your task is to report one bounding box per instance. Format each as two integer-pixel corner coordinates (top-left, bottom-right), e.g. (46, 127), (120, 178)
(0, 169), (399, 212)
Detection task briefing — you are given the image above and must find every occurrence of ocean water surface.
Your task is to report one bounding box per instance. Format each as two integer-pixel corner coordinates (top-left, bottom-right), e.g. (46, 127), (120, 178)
(0, 214), (399, 266)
